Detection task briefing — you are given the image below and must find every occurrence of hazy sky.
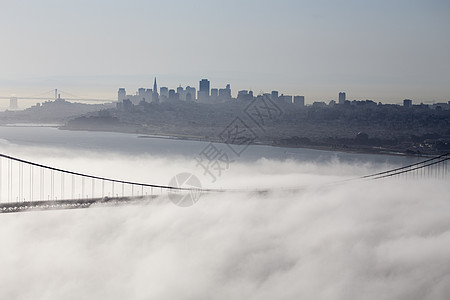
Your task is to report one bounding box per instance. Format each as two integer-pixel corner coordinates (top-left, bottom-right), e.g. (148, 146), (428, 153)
(0, 0), (449, 103)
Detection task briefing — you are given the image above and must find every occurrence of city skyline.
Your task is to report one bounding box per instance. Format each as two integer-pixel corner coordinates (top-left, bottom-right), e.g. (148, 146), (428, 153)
(2, 75), (449, 111)
(0, 0), (449, 104)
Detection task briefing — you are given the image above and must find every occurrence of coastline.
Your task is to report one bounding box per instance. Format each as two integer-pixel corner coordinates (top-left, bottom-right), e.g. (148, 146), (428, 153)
(0, 123), (435, 158)
(2, 123), (62, 128)
(56, 125), (428, 158)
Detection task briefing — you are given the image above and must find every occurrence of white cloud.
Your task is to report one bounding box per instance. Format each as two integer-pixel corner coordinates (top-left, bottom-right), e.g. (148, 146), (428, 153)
(0, 145), (449, 299)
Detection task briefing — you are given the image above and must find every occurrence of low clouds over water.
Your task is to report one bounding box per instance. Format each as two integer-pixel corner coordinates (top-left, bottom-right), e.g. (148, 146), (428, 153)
(0, 146), (449, 299)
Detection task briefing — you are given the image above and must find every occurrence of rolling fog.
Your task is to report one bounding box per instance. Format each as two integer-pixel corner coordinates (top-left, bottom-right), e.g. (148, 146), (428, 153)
(0, 137), (449, 300)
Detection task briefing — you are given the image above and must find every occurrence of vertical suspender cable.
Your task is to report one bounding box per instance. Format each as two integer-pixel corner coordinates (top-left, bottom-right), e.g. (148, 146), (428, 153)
(0, 157), (2, 203)
(40, 168), (44, 201)
(72, 174), (75, 200)
(8, 159), (11, 203)
(82, 177), (85, 199)
(18, 162), (20, 201)
(30, 165), (33, 201)
(20, 162), (23, 201)
(51, 170), (54, 200)
(61, 172), (64, 200)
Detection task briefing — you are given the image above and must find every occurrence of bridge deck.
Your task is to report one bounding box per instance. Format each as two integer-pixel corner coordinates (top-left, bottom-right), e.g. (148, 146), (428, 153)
(0, 196), (156, 214)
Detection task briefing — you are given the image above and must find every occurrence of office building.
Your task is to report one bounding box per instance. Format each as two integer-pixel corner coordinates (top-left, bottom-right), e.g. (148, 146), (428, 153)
(185, 86), (196, 101)
(293, 96), (305, 106)
(168, 89), (177, 100)
(198, 79), (210, 101)
(237, 90), (254, 101)
(138, 88), (152, 103)
(211, 88), (219, 99)
(177, 86), (185, 100)
(271, 91), (279, 101)
(118, 88), (126, 102)
(9, 97), (18, 109)
(160, 87), (169, 99)
(279, 95), (293, 104)
(219, 84), (232, 100)
(339, 92), (346, 104)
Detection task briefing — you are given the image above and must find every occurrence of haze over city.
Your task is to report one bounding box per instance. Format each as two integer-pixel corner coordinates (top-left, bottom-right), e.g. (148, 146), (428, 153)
(1, 0), (449, 104)
(1, 1), (450, 299)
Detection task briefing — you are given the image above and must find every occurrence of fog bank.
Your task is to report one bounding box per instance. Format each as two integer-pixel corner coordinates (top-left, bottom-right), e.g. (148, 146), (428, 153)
(0, 144), (448, 299)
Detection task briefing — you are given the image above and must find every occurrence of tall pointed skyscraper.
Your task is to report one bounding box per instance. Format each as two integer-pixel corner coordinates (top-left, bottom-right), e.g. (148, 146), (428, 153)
(153, 77), (159, 103)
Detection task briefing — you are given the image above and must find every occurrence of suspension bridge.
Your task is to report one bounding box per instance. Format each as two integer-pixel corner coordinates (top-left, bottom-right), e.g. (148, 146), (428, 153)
(0, 153), (448, 214)
(0, 89), (115, 105)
